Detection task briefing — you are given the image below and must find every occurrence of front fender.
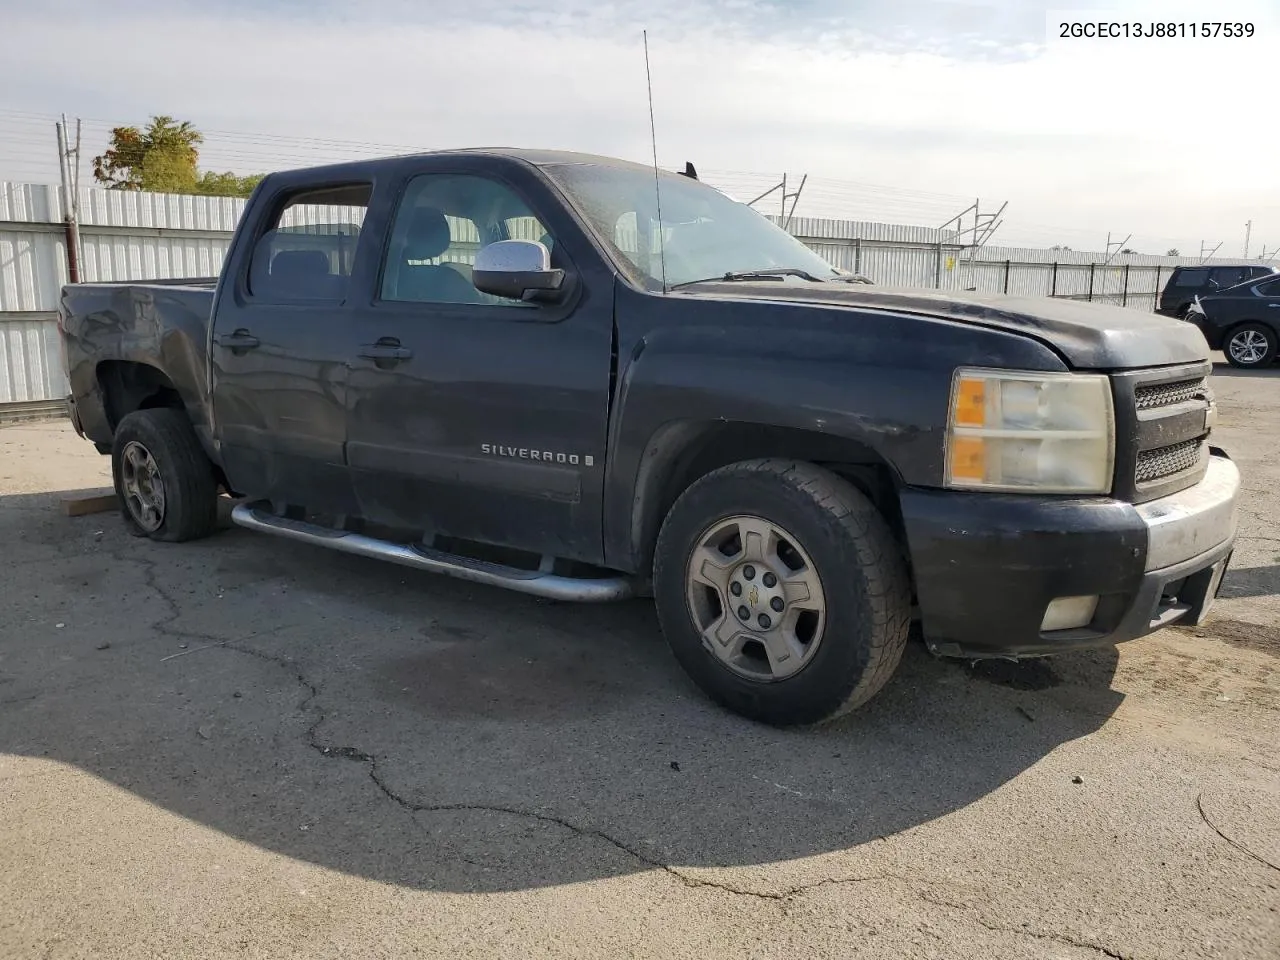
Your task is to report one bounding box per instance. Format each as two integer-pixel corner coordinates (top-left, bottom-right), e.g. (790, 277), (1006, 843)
(601, 288), (1069, 571)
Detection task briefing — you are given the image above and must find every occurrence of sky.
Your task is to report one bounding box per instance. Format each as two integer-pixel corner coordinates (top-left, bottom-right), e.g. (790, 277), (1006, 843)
(2, 0), (1279, 256)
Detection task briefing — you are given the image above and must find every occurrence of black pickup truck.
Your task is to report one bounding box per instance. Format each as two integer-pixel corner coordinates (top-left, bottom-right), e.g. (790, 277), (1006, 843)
(59, 149), (1241, 726)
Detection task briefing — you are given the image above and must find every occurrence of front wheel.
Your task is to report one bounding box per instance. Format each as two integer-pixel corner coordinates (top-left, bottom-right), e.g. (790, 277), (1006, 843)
(653, 459), (912, 726)
(1225, 322), (1278, 369)
(111, 408), (219, 542)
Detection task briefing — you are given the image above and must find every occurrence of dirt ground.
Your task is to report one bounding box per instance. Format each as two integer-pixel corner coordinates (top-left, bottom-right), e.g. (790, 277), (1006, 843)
(1, 360), (1277, 960)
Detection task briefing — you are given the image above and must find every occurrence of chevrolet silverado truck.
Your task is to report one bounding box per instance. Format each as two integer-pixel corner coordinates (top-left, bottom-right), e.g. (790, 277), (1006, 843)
(59, 149), (1241, 726)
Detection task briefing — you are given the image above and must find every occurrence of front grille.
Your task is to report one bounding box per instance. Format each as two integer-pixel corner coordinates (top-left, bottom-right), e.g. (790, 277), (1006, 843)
(1112, 362), (1214, 503)
(1135, 437), (1206, 484)
(1135, 377), (1208, 410)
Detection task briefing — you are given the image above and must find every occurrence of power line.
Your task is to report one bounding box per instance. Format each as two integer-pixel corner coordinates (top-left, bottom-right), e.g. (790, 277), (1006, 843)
(0, 108), (1264, 258)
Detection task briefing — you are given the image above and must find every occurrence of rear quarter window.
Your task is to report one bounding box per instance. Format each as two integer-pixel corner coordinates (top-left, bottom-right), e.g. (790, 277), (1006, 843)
(1174, 269), (1209, 287)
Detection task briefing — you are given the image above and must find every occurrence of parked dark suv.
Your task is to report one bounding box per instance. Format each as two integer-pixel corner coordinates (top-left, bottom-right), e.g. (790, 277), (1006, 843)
(1185, 273), (1280, 368)
(1158, 263), (1277, 318)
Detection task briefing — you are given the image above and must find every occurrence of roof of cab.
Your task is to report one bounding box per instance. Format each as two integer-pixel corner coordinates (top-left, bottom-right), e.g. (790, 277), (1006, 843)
(269, 148), (660, 181)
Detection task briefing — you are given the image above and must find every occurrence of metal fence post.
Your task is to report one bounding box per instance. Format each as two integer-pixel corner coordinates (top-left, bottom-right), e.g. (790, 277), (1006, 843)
(1153, 266), (1161, 311)
(1122, 263), (1130, 307)
(854, 237), (862, 275)
(1003, 259), (1011, 293)
(1088, 263), (1096, 302)
(1050, 262), (1058, 298)
(935, 241), (942, 288)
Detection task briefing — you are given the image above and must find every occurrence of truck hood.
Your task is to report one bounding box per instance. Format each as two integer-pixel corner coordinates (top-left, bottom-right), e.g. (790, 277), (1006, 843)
(672, 283), (1208, 369)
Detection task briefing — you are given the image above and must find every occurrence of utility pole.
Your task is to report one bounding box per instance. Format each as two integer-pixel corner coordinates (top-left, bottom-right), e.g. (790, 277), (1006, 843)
(1199, 240), (1223, 264)
(55, 114), (83, 283)
(938, 198), (1006, 290)
(747, 173), (807, 232)
(783, 175), (806, 231)
(1103, 232), (1131, 266)
(1244, 220), (1252, 259)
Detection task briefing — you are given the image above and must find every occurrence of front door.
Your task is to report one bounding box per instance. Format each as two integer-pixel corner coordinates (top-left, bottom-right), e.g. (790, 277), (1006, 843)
(210, 182), (371, 513)
(344, 163), (615, 563)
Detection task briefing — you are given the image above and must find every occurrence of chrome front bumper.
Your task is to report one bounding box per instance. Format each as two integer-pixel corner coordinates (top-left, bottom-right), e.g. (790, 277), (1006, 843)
(1137, 456), (1241, 572)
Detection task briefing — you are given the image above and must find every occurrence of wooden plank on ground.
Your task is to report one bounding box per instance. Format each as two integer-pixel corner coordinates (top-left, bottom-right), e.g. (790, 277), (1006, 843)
(60, 491), (118, 517)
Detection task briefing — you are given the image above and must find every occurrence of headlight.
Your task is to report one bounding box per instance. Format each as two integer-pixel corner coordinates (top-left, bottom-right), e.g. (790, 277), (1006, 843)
(945, 368), (1115, 494)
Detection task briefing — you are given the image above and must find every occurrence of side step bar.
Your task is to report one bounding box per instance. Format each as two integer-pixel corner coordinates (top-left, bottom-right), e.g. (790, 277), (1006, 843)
(230, 502), (638, 603)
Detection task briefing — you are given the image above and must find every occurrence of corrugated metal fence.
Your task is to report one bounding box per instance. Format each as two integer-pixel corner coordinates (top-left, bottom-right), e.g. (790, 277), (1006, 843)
(773, 215), (1245, 309)
(2, 180), (1269, 417)
(1, 181), (239, 418)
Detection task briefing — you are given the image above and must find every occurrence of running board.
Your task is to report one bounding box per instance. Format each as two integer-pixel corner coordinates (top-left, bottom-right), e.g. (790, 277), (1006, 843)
(230, 502), (638, 603)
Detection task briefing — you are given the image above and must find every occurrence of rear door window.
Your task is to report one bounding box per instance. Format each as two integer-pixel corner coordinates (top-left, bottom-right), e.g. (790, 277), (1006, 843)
(1210, 267), (1248, 289)
(1174, 269), (1209, 287)
(1255, 279), (1280, 297)
(248, 183), (371, 301)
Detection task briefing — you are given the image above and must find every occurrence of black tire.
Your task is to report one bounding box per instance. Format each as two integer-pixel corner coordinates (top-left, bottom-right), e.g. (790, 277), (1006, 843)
(111, 408), (219, 542)
(1224, 322), (1278, 369)
(653, 459), (911, 726)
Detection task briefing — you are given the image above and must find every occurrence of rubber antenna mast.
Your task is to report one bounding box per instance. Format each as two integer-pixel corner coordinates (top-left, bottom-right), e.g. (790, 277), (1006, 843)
(643, 30), (668, 293)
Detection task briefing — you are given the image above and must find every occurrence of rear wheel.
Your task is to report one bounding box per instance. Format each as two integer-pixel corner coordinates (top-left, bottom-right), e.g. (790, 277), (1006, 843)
(653, 459), (911, 726)
(1225, 322), (1277, 369)
(111, 409), (219, 542)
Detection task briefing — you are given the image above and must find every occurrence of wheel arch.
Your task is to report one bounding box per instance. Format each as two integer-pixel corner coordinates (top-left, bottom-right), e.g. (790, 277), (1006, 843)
(1226, 316), (1280, 337)
(626, 420), (907, 576)
(97, 360), (229, 490)
(96, 360), (184, 431)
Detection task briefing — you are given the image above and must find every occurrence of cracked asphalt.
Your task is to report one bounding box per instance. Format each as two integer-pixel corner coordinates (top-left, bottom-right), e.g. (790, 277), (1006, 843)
(2, 360), (1278, 959)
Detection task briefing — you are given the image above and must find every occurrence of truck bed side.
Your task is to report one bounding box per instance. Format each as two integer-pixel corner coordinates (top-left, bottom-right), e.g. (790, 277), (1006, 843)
(60, 281), (219, 463)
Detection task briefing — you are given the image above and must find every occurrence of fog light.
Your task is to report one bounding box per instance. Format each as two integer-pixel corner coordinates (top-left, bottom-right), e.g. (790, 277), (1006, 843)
(1040, 595), (1099, 632)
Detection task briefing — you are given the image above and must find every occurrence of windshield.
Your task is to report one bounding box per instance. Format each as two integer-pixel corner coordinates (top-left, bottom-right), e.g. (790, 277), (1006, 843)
(543, 162), (839, 289)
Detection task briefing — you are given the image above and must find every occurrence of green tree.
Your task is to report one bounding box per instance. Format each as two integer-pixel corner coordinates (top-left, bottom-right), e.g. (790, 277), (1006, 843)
(92, 115), (264, 197)
(1166, 248), (1180, 256)
(193, 170), (266, 198)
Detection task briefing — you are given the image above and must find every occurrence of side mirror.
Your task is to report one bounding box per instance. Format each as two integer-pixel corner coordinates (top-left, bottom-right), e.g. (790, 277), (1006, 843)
(472, 240), (565, 302)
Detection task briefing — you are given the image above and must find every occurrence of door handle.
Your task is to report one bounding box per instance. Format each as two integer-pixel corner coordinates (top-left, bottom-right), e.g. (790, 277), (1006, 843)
(215, 330), (260, 350)
(359, 338), (413, 362)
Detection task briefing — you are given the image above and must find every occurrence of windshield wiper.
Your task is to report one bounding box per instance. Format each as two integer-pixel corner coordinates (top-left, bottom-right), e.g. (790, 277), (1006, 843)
(670, 268), (827, 289)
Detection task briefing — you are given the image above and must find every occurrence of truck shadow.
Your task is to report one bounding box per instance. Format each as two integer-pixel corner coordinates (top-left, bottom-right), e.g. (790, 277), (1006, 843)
(0, 490), (1124, 894)
(1220, 563), (1280, 599)
(1210, 362), (1279, 378)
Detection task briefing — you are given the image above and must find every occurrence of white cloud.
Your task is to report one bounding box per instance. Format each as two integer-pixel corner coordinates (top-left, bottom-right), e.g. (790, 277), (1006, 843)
(2, 0), (1279, 253)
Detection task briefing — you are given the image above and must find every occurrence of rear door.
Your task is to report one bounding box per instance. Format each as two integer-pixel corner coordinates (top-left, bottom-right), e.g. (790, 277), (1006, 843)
(343, 157), (616, 564)
(1243, 277), (1280, 326)
(210, 182), (371, 512)
(1204, 276), (1278, 329)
